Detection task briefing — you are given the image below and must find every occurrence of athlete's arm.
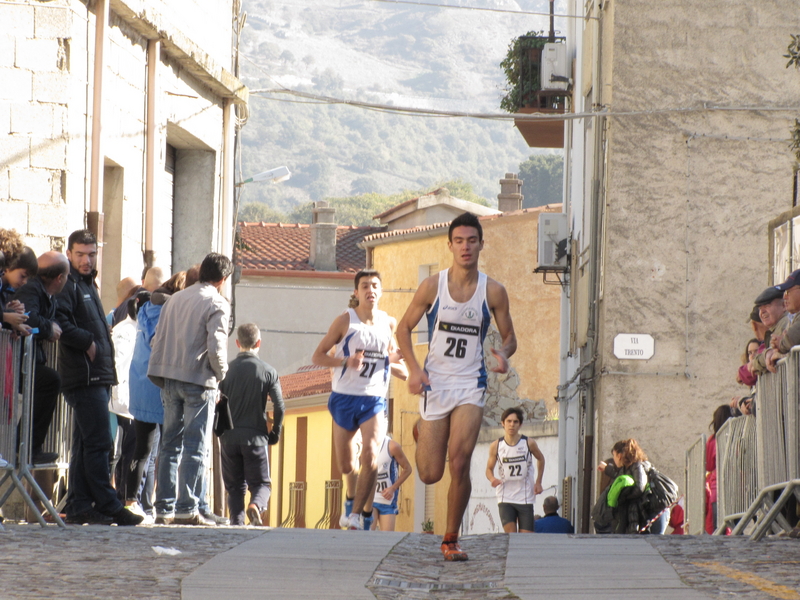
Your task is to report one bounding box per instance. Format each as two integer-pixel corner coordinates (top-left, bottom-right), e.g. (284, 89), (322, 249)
(311, 312), (362, 369)
(388, 317), (408, 381)
(396, 276), (437, 394)
(485, 439), (501, 488)
(487, 279), (517, 374)
(528, 437), (545, 495)
(383, 440), (413, 500)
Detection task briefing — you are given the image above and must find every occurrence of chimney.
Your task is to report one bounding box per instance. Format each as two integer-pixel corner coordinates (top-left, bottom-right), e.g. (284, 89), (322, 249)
(309, 201), (337, 271)
(497, 173), (523, 212)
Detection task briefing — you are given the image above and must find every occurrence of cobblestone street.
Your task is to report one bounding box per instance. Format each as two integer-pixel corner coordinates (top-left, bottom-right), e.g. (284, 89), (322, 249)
(2, 524), (800, 599)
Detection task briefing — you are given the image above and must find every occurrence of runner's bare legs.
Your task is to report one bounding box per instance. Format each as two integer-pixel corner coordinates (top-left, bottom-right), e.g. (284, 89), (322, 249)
(416, 403), (483, 535)
(352, 412), (384, 515)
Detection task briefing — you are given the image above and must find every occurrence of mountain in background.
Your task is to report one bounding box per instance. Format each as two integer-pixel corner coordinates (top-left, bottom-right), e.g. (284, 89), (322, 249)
(238, 0), (567, 219)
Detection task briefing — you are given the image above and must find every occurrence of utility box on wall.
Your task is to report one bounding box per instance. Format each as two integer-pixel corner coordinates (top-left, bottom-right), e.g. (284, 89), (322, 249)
(537, 212), (569, 271)
(541, 42), (570, 92)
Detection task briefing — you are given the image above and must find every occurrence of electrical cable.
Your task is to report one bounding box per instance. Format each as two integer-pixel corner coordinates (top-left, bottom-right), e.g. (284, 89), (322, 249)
(370, 0), (593, 20)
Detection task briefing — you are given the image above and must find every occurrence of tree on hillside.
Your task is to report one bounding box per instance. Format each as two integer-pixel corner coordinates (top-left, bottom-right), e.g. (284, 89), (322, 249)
(280, 180), (491, 226)
(518, 154), (563, 208)
(238, 202), (287, 223)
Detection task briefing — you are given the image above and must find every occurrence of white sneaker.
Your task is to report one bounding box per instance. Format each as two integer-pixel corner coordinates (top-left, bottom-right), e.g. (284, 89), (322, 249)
(125, 503), (154, 524)
(339, 513), (350, 528)
(347, 513), (363, 530)
(0, 455), (7, 469)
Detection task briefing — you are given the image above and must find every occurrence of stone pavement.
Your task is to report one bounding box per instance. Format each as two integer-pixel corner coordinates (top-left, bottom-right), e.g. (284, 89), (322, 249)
(2, 523), (800, 599)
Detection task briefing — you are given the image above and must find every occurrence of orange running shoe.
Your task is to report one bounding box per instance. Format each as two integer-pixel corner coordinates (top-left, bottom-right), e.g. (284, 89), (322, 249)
(440, 540), (468, 561)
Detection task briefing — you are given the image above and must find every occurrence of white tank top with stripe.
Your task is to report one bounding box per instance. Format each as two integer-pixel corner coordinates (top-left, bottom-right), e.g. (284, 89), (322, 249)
(373, 436), (399, 506)
(424, 268), (491, 390)
(331, 308), (391, 397)
(495, 435), (535, 505)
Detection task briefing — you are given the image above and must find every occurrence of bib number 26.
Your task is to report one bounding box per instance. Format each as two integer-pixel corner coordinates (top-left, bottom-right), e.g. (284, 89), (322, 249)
(443, 337), (467, 359)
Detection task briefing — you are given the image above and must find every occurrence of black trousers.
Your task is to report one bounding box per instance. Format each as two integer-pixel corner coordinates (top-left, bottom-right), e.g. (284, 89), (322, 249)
(220, 443), (271, 525)
(31, 363), (60, 452)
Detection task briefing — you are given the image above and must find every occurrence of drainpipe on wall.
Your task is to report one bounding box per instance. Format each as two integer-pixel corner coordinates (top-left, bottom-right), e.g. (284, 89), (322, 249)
(88, 0), (109, 263)
(221, 98), (234, 260)
(143, 39), (159, 270)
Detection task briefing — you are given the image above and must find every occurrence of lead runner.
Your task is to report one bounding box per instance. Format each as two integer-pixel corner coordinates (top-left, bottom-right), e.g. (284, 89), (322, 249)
(396, 212), (516, 561)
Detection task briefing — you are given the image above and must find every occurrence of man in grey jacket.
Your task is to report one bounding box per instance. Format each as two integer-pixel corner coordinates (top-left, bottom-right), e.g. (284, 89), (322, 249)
(148, 253), (232, 526)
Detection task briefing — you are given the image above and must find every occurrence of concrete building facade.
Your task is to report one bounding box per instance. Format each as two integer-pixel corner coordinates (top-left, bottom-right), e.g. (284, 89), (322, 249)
(554, 0), (800, 531)
(1, 0), (246, 310)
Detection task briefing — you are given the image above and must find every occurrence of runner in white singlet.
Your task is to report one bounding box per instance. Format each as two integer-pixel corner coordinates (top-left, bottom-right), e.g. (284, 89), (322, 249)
(397, 212), (516, 562)
(312, 270), (406, 531)
(486, 407), (545, 533)
(370, 434), (412, 531)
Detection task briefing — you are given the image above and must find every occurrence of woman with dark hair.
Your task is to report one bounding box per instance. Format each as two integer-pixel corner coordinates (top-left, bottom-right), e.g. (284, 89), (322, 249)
(123, 271), (187, 521)
(736, 338), (760, 388)
(705, 404), (732, 534)
(598, 438), (669, 534)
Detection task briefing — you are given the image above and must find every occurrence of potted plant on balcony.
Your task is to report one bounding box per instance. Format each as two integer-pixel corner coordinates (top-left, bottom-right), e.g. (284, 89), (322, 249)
(500, 31), (568, 148)
(421, 518), (434, 534)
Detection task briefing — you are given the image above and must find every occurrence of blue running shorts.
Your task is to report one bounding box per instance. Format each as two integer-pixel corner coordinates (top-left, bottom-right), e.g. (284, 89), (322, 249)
(328, 392), (386, 431)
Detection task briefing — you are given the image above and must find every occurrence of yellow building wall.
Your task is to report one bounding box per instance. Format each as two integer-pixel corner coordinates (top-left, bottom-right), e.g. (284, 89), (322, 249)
(271, 403), (334, 528)
(372, 208), (562, 535)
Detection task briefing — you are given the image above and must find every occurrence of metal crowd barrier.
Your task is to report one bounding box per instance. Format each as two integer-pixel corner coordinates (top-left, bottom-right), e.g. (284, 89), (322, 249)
(710, 348), (800, 538)
(314, 479), (342, 529)
(0, 332), (65, 527)
(684, 434), (706, 535)
(279, 481), (306, 528)
(715, 416), (758, 533)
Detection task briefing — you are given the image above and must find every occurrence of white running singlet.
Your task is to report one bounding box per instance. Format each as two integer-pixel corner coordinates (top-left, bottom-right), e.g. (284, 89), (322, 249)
(494, 435), (535, 505)
(331, 308), (392, 397)
(373, 436), (399, 507)
(424, 269), (491, 390)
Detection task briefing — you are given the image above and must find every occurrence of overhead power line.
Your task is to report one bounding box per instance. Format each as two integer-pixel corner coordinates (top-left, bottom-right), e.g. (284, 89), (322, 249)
(369, 0), (596, 20)
(248, 87), (800, 125)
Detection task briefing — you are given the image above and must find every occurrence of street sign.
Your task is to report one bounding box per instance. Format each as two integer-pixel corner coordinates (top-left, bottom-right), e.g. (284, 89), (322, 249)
(613, 333), (654, 360)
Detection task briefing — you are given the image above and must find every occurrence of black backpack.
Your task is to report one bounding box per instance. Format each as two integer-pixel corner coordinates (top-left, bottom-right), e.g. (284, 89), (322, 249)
(645, 468), (678, 514)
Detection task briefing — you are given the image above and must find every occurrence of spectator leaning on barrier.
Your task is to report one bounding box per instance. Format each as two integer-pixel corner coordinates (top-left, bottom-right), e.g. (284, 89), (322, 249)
(0, 244), (35, 337)
(148, 253), (232, 526)
(766, 269), (800, 372)
(749, 286), (787, 377)
(56, 229), (143, 526)
(219, 323), (284, 526)
(11, 252), (70, 465)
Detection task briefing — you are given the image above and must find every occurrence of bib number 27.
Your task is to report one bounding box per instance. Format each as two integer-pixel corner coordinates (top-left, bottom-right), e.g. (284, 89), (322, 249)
(443, 337), (467, 359)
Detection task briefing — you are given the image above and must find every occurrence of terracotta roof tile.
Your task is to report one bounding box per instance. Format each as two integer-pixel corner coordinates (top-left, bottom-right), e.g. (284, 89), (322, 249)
(238, 222), (384, 273)
(279, 366), (332, 400)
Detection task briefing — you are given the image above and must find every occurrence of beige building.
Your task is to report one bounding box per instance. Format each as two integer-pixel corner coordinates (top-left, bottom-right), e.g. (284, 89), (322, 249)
(1, 0), (246, 310)
(550, 0), (800, 531)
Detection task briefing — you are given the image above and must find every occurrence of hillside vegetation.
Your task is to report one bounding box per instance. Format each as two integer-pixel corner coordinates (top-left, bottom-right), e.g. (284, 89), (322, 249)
(238, 0), (566, 223)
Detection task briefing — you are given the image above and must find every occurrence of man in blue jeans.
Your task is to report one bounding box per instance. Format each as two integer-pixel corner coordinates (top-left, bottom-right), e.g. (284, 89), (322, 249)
(148, 253), (232, 526)
(56, 230), (142, 526)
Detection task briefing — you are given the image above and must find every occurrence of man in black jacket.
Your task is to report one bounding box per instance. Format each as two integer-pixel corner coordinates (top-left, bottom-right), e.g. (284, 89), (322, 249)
(219, 323), (284, 526)
(11, 251), (69, 465)
(55, 230), (142, 526)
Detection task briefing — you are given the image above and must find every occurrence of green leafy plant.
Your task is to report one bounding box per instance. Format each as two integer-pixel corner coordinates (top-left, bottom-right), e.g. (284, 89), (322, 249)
(784, 34), (800, 70)
(421, 518), (434, 533)
(499, 31), (547, 113)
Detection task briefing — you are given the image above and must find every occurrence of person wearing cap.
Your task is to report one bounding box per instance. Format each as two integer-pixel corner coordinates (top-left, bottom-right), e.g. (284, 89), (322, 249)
(766, 269), (800, 372)
(748, 286), (788, 376)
